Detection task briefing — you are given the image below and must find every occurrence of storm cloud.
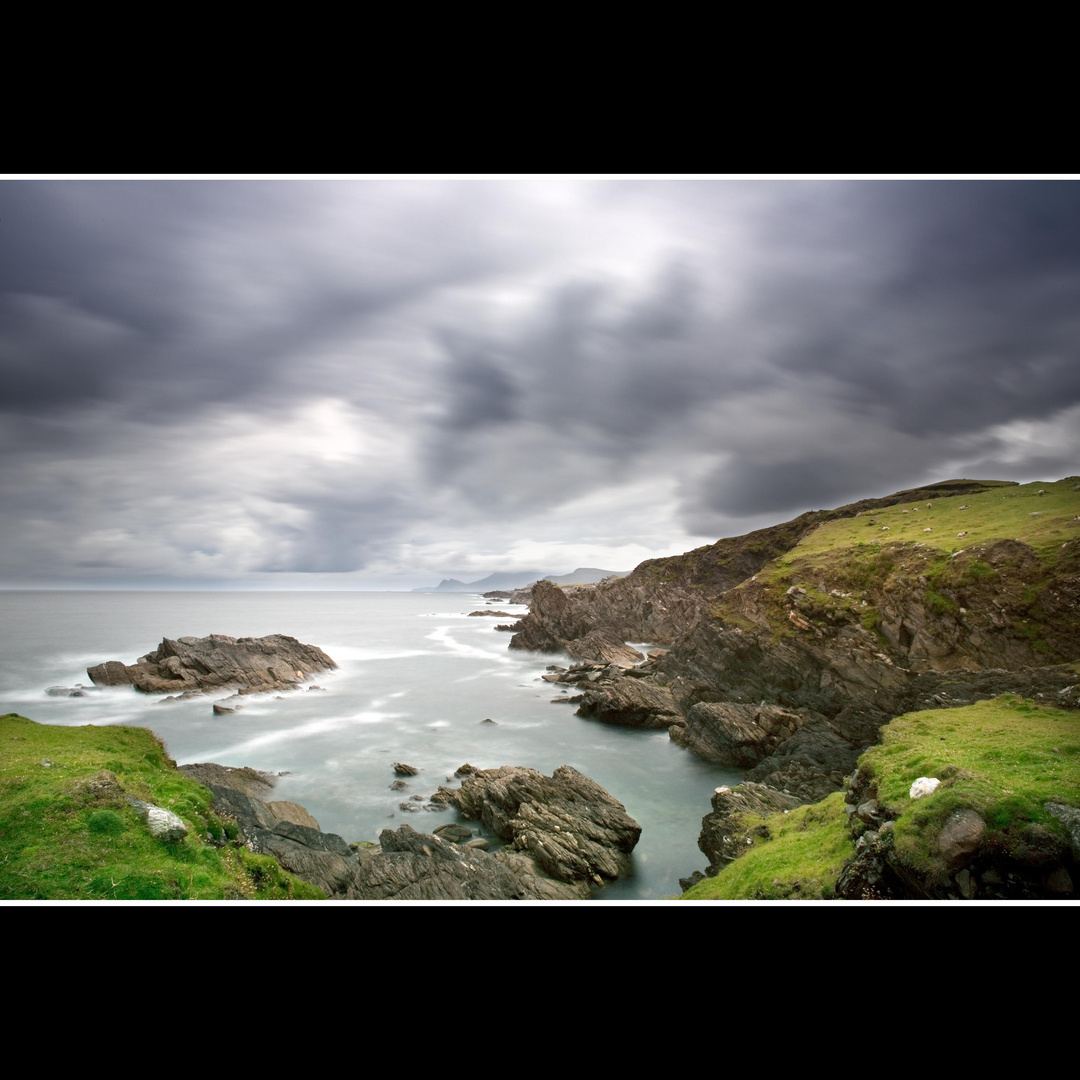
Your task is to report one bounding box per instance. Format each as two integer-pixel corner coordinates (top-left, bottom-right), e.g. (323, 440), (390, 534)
(1, 177), (1077, 588)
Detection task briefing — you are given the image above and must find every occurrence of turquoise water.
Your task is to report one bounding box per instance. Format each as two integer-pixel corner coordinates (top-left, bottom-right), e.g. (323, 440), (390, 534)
(0, 590), (739, 900)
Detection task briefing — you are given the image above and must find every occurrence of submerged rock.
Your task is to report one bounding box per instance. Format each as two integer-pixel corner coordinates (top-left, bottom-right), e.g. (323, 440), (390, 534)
(87, 634), (336, 698)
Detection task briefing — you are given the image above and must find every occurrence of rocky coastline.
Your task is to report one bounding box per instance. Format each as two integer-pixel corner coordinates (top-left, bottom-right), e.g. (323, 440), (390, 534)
(185, 759), (641, 900)
(505, 477), (1080, 898)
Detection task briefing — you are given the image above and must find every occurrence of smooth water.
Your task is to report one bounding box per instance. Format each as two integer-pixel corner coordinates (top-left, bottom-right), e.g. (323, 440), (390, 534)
(0, 590), (740, 900)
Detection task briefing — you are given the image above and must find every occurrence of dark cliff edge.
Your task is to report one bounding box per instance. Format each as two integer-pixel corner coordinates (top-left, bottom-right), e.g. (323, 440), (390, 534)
(509, 476), (1080, 899)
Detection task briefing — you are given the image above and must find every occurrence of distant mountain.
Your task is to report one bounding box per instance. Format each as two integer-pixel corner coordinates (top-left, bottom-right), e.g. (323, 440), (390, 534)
(411, 567), (629, 593)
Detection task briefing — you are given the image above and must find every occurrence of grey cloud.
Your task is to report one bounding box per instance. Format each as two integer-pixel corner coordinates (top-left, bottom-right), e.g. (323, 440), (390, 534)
(2, 177), (1078, 587)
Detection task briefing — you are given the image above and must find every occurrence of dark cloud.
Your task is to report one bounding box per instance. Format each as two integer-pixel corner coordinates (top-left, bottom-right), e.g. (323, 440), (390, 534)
(1, 177), (1077, 587)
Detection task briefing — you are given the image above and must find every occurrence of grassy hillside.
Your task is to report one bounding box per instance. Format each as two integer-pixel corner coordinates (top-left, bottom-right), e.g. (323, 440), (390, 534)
(0, 714), (324, 900)
(714, 477), (1080, 662)
(788, 477), (1077, 562)
(681, 695), (1080, 900)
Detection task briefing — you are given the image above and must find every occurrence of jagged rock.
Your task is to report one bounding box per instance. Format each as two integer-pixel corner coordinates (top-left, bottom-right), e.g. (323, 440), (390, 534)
(393, 762), (419, 776)
(354, 824), (586, 900)
(576, 677), (683, 728)
(668, 701), (807, 765)
(181, 762), (369, 898)
(442, 765), (641, 886)
(87, 634), (336, 697)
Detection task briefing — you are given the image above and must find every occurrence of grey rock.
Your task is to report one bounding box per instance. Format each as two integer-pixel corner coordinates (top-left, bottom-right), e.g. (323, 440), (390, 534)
(127, 798), (188, 843)
(87, 634), (336, 698)
(442, 764), (641, 886)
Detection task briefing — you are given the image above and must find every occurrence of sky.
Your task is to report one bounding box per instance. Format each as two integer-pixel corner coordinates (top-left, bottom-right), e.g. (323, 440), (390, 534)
(2, 176), (1078, 590)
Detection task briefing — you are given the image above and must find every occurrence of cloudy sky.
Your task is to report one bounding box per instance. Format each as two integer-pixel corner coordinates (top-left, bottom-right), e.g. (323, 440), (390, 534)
(2, 176), (1078, 589)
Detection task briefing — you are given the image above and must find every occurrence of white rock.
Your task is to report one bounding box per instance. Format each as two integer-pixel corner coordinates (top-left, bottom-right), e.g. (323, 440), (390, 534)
(909, 777), (940, 799)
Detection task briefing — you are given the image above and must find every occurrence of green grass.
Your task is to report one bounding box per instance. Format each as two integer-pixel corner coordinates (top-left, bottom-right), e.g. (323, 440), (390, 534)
(681, 792), (855, 900)
(789, 477), (1080, 564)
(856, 696), (1080, 884)
(0, 714), (325, 900)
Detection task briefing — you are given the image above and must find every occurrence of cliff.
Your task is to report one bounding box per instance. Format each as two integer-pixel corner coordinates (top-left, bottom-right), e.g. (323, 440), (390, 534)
(509, 476), (1080, 896)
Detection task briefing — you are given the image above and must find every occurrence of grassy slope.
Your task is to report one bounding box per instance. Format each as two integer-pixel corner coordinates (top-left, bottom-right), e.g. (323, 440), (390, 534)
(718, 477), (1080, 642)
(0, 714), (325, 900)
(681, 696), (1080, 900)
(680, 792), (854, 900)
(859, 695), (1080, 884)
(786, 477), (1076, 563)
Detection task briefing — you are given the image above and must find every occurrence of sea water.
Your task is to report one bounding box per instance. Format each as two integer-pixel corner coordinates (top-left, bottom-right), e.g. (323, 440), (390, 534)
(0, 590), (740, 900)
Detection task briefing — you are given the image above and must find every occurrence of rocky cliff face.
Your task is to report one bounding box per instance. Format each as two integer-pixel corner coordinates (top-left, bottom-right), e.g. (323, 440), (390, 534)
(509, 479), (1080, 809)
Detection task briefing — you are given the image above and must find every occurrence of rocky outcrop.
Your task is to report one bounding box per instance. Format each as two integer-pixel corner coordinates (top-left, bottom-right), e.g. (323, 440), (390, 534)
(669, 702), (811, 766)
(437, 765), (642, 887)
(694, 782), (805, 878)
(352, 824), (586, 900)
(184, 759), (630, 900)
(179, 762), (368, 899)
(576, 677), (683, 728)
(87, 634), (336, 698)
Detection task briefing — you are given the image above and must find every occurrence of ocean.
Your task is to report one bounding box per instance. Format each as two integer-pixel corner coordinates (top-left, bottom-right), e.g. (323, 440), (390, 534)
(0, 590), (740, 900)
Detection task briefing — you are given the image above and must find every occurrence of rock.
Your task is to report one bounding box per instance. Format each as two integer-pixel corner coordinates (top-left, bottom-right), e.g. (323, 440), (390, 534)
(353, 824), (586, 901)
(668, 701), (807, 765)
(442, 765), (641, 886)
(433, 823), (474, 843)
(910, 777), (940, 799)
(937, 808), (985, 868)
(87, 634), (336, 698)
(1046, 803), (1080, 862)
(467, 610), (516, 618)
(181, 762), (369, 899)
(696, 782), (804, 874)
(393, 762), (419, 776)
(127, 798), (188, 843)
(576, 677), (683, 729)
